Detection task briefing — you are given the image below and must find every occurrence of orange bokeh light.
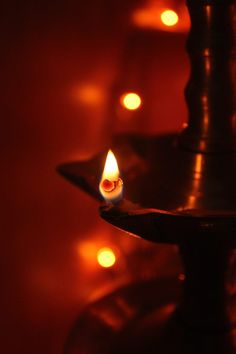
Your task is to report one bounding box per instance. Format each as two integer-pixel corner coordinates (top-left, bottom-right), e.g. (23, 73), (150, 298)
(161, 10), (179, 27)
(97, 247), (116, 268)
(132, 4), (189, 33)
(121, 92), (142, 111)
(73, 83), (105, 106)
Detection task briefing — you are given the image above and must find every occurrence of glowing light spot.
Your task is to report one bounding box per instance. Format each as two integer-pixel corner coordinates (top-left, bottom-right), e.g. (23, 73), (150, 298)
(132, 5), (189, 33)
(121, 92), (142, 111)
(97, 248), (116, 268)
(161, 10), (179, 27)
(74, 84), (105, 106)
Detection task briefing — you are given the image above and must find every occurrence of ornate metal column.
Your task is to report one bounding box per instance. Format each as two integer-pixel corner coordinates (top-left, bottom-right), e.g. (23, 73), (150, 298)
(58, 1), (236, 353)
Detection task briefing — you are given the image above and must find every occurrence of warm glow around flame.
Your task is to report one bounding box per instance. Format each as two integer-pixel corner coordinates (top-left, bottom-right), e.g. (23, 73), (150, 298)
(161, 10), (179, 27)
(97, 247), (116, 268)
(121, 92), (142, 111)
(99, 150), (123, 202)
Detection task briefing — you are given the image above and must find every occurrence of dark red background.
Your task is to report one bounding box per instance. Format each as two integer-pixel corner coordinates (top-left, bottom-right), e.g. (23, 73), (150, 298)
(1, 1), (189, 353)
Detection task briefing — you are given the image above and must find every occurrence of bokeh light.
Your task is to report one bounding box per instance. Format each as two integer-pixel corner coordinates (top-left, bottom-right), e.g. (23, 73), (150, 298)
(97, 247), (116, 268)
(121, 92), (142, 110)
(161, 10), (179, 27)
(73, 83), (105, 106)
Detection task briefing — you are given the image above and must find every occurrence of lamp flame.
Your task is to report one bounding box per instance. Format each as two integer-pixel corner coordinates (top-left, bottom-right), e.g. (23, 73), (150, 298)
(99, 150), (123, 203)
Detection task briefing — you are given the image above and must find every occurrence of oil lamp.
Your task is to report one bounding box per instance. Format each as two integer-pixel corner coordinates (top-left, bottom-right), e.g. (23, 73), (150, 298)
(58, 0), (236, 353)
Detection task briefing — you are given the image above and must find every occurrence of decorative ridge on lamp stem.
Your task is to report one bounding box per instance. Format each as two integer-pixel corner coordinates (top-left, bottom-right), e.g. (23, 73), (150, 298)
(179, 0), (236, 153)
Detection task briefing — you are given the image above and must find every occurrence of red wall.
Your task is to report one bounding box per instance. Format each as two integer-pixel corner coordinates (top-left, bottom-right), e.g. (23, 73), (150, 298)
(0, 1), (188, 354)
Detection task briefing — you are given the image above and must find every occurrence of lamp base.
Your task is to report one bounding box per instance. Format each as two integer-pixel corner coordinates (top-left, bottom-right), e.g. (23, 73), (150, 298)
(64, 277), (236, 354)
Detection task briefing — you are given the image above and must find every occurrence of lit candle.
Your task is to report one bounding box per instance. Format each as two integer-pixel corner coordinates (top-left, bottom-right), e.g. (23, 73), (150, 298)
(99, 150), (123, 203)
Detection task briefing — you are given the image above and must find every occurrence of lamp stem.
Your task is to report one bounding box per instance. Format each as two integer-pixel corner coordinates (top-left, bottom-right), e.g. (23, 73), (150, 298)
(178, 238), (232, 332)
(179, 0), (235, 153)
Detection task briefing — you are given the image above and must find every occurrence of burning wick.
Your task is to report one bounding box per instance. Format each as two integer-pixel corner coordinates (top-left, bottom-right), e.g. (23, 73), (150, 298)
(101, 178), (123, 193)
(99, 150), (123, 203)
